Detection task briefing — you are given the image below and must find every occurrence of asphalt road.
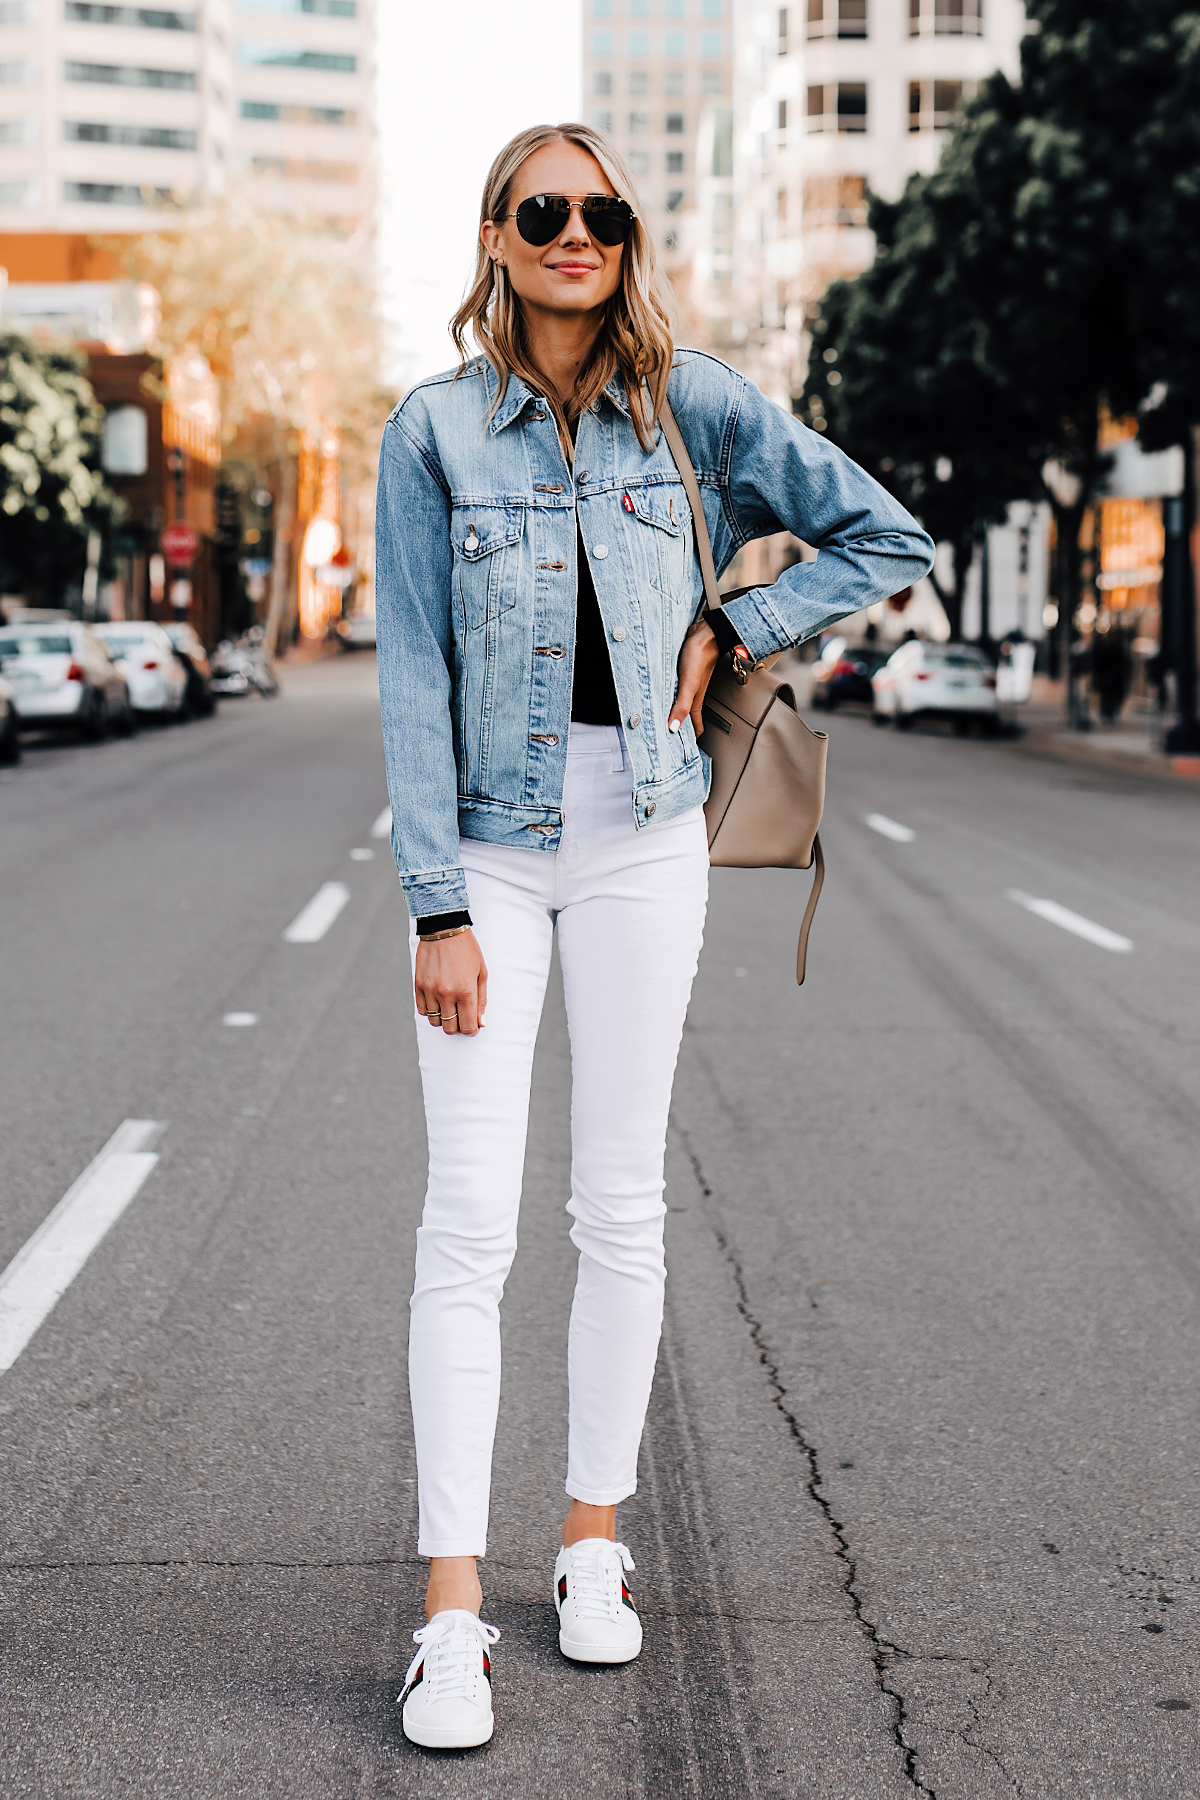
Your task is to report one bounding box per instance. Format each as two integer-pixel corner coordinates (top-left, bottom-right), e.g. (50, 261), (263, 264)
(2, 661), (1198, 1799)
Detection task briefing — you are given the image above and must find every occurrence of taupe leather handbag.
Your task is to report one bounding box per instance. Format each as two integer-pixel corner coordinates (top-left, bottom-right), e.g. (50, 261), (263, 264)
(659, 398), (827, 985)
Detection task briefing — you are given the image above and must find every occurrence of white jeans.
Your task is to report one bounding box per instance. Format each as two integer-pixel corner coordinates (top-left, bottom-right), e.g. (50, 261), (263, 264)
(408, 724), (710, 1557)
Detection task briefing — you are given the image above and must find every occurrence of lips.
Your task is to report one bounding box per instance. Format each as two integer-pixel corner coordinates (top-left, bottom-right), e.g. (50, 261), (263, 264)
(549, 261), (599, 274)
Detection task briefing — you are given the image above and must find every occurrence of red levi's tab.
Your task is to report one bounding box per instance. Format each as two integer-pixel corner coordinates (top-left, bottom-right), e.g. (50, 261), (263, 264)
(622, 493), (635, 513)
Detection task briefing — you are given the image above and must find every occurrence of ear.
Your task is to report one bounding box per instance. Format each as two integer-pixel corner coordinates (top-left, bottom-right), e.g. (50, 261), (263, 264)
(480, 218), (505, 264)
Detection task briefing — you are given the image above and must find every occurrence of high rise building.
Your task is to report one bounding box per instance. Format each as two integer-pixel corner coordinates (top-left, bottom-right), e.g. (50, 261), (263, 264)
(734, 0), (1026, 400)
(0, 0), (374, 236)
(582, 0), (733, 286)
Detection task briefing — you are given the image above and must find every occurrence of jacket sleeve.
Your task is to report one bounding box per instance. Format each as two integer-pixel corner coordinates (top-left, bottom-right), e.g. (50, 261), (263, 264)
(375, 409), (470, 917)
(715, 376), (936, 662)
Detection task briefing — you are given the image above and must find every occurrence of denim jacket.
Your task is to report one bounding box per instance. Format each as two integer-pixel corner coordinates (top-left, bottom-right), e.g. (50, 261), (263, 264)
(375, 349), (934, 917)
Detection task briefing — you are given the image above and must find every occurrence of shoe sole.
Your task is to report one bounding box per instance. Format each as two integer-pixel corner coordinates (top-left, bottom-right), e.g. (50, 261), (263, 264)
(558, 1630), (643, 1665)
(402, 1709), (494, 1749)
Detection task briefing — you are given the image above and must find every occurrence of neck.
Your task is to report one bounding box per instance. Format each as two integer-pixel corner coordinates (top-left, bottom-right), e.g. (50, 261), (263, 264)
(520, 302), (606, 408)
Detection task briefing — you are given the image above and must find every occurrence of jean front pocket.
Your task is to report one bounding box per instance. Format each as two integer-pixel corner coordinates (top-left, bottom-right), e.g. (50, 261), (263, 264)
(453, 506), (525, 631)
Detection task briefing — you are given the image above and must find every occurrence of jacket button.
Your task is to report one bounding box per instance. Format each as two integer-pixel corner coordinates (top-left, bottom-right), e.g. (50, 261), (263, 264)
(593, 543), (609, 558)
(628, 712), (641, 728)
(577, 470), (590, 483)
(645, 801), (656, 816)
(612, 625), (626, 642)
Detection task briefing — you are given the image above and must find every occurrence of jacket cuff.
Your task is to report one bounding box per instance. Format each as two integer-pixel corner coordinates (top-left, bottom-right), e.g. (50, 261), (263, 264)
(416, 909), (472, 937)
(399, 868), (471, 917)
(716, 588), (794, 662)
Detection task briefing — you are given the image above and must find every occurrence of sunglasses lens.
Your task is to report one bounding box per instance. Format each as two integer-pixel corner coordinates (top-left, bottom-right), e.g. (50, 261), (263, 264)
(514, 195), (569, 245)
(582, 198), (635, 245)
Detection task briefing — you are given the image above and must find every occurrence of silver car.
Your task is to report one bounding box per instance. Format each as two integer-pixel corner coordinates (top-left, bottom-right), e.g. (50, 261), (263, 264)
(0, 621), (133, 740)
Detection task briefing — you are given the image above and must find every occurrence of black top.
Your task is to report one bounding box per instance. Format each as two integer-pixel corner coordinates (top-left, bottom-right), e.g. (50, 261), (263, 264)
(571, 527), (620, 726)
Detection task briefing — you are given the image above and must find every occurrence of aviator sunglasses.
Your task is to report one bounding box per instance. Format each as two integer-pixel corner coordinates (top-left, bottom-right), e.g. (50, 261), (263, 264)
(495, 192), (637, 247)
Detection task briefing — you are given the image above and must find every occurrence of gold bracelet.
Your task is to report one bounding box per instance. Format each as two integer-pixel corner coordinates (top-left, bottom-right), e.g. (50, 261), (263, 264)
(419, 923), (472, 943)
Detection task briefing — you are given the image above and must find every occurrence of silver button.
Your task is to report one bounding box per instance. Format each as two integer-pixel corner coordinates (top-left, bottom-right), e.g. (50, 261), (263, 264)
(577, 470), (590, 483)
(611, 625), (626, 642)
(464, 529), (479, 553)
(645, 801), (656, 817)
(628, 712), (641, 729)
(593, 543), (609, 559)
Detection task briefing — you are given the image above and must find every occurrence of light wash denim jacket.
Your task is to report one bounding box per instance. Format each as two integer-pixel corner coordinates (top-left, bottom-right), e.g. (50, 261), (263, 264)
(375, 349), (934, 917)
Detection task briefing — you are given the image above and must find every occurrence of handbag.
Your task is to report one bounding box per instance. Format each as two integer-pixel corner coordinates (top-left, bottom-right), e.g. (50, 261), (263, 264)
(658, 397), (827, 985)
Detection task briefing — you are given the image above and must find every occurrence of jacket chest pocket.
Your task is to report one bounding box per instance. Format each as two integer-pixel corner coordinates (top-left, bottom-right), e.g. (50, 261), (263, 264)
(626, 487), (690, 601)
(453, 506), (525, 631)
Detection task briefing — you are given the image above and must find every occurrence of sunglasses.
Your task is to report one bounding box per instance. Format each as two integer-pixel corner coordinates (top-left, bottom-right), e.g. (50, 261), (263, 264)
(497, 193), (637, 248)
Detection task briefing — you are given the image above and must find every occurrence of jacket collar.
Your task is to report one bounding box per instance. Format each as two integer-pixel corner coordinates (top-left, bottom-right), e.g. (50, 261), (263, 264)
(482, 359), (635, 433)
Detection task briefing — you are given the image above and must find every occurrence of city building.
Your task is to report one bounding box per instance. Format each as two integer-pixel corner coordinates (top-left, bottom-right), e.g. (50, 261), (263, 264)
(582, 0), (734, 289)
(733, 0), (1026, 402)
(0, 0), (375, 234)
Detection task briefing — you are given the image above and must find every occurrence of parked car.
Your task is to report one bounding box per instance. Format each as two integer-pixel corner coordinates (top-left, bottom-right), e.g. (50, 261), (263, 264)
(0, 674), (21, 763)
(336, 610), (377, 651)
(872, 641), (999, 733)
(91, 621), (189, 719)
(0, 620), (134, 740)
(210, 630), (278, 698)
(162, 621), (217, 716)
(810, 638), (891, 709)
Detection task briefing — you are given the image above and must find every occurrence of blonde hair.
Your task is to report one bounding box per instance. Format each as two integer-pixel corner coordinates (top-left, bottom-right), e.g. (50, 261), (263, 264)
(451, 122), (675, 458)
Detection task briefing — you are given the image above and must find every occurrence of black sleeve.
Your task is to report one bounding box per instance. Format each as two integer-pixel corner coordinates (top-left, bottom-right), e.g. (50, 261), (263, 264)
(415, 909), (473, 938)
(705, 607), (745, 658)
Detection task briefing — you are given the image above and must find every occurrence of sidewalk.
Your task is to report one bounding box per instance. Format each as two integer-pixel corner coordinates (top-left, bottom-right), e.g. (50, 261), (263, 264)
(1013, 700), (1200, 784)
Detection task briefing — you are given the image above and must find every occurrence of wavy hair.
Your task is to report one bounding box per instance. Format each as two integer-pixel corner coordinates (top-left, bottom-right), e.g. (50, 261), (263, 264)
(451, 122), (675, 459)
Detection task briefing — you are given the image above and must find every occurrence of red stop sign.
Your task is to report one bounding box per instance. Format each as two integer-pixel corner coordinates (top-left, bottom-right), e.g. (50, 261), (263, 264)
(161, 522), (199, 566)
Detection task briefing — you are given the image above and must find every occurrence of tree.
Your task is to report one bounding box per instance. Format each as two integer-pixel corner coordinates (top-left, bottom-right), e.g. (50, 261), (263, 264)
(0, 335), (125, 607)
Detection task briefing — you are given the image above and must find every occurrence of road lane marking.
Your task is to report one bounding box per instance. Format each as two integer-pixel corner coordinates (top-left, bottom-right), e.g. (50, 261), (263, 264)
(370, 806), (392, 839)
(349, 847), (374, 861)
(0, 1120), (163, 1374)
(283, 881), (350, 943)
(1005, 890), (1133, 954)
(865, 812), (916, 843)
(223, 1012), (257, 1027)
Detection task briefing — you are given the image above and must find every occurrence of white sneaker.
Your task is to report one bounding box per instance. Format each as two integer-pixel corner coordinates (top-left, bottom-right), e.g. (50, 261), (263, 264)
(398, 1609), (499, 1749)
(554, 1538), (643, 1664)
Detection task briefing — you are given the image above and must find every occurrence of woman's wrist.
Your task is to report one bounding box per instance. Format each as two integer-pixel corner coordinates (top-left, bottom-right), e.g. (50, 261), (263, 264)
(416, 909), (473, 939)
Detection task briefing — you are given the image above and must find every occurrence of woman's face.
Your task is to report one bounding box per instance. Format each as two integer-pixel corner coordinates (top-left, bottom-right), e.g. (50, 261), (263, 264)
(481, 140), (626, 320)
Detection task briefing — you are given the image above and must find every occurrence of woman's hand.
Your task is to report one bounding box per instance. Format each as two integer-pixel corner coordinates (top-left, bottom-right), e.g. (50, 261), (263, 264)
(415, 931), (488, 1036)
(669, 619), (720, 740)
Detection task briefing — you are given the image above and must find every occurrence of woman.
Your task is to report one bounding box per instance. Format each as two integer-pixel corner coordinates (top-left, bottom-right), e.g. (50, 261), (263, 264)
(376, 121), (933, 1750)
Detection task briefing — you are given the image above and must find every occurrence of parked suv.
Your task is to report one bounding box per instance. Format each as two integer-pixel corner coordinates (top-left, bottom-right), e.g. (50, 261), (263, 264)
(0, 621), (133, 739)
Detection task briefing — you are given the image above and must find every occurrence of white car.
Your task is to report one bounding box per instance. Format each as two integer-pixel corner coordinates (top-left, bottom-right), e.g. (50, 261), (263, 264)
(0, 620), (133, 739)
(91, 621), (188, 718)
(336, 611), (377, 650)
(872, 641), (999, 734)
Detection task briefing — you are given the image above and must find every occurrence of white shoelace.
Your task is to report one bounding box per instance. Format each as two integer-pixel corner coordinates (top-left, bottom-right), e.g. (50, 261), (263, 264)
(399, 1611), (500, 1706)
(568, 1540), (635, 1622)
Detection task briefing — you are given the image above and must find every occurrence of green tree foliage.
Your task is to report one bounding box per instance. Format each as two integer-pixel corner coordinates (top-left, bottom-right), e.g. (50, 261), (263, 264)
(799, 0), (1200, 637)
(0, 334), (125, 606)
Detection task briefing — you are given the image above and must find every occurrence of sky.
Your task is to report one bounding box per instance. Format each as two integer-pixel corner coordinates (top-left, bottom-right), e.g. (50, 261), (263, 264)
(378, 1), (583, 386)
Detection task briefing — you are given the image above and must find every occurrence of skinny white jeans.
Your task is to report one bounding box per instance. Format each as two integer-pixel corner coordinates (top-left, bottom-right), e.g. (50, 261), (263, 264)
(408, 724), (709, 1557)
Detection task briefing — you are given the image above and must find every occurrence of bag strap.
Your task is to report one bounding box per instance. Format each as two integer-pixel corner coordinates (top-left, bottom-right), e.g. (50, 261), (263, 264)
(658, 397), (723, 614)
(659, 394), (824, 991)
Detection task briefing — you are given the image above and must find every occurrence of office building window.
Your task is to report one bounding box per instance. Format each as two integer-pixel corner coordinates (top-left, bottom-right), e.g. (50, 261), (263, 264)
(703, 0), (722, 14)
(0, 2), (33, 20)
(593, 69), (612, 95)
(664, 0), (683, 14)
(241, 101), (356, 123)
(804, 173), (868, 226)
(64, 60), (197, 85)
(630, 68), (648, 95)
(701, 68), (723, 93)
(778, 6), (788, 53)
(628, 29), (649, 55)
(238, 44), (356, 69)
(663, 229), (678, 252)
(629, 109), (650, 133)
(664, 29), (685, 57)
(664, 66), (684, 95)
(0, 57), (34, 83)
(0, 115), (32, 141)
(0, 177), (34, 202)
(777, 97), (787, 129)
(64, 180), (174, 203)
(665, 110), (684, 133)
(592, 0), (612, 12)
(629, 0), (648, 14)
(666, 149), (684, 172)
(63, 5), (197, 25)
(591, 29), (613, 53)
(807, 81), (867, 131)
(251, 155), (357, 181)
(808, 0), (867, 38)
(908, 77), (971, 129)
(592, 108), (614, 132)
(909, 0), (982, 34)
(666, 189), (684, 212)
(628, 148), (649, 173)
(701, 31), (723, 56)
(776, 185), (787, 220)
(66, 120), (197, 146)
(239, 0), (356, 12)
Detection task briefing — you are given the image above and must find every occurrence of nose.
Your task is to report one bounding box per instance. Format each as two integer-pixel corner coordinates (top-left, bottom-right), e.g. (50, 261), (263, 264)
(559, 200), (592, 245)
